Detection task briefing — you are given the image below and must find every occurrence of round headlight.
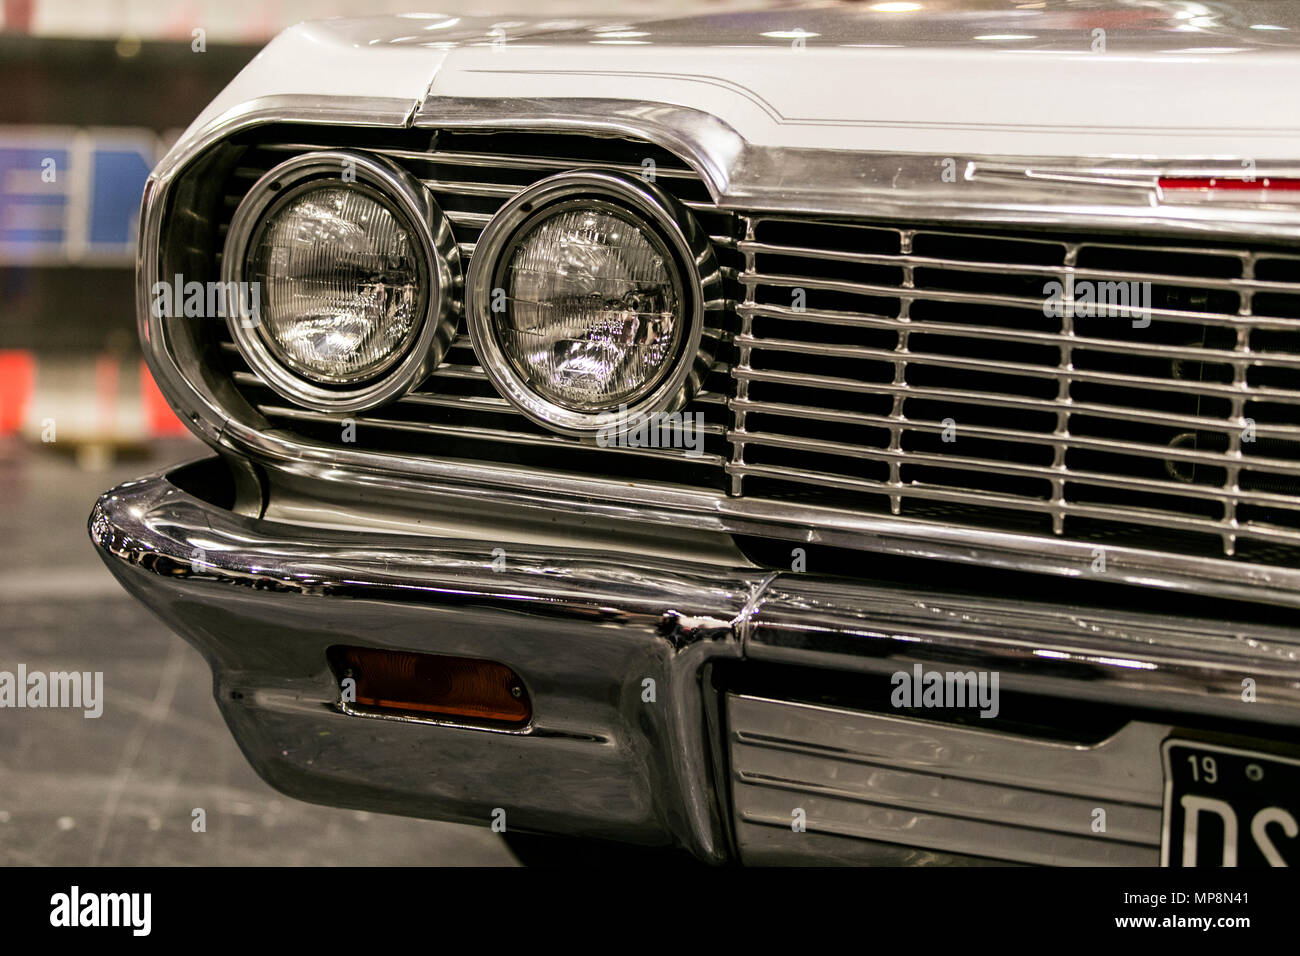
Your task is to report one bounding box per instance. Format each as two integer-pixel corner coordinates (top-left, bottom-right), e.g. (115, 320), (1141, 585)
(223, 150), (459, 412)
(467, 171), (723, 435)
(498, 202), (682, 411)
(250, 182), (423, 384)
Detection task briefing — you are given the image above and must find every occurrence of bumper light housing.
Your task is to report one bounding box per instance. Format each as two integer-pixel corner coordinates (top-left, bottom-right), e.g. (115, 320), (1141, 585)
(329, 646), (531, 727)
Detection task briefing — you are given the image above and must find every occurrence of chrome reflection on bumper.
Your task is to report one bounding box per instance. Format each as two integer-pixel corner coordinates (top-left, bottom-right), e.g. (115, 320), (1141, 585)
(89, 459), (1300, 863)
(88, 461), (754, 862)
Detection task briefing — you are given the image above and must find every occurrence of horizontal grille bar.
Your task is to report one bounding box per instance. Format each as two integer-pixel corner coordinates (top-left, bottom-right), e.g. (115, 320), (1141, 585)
(732, 398), (1300, 476)
(732, 389), (1300, 440)
(740, 239), (1300, 297)
(739, 333), (1276, 399)
(258, 405), (728, 466)
(741, 302), (1300, 367)
(727, 463), (1300, 546)
(743, 271), (1295, 330)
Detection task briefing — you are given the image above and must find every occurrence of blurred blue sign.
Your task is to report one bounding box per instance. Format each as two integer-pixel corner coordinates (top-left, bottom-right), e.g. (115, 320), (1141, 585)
(0, 127), (165, 265)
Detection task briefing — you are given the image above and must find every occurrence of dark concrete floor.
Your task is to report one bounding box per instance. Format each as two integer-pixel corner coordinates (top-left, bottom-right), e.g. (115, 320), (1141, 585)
(0, 437), (519, 865)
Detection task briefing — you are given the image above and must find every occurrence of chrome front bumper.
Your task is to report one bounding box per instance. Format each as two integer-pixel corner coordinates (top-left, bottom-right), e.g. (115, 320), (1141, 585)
(90, 458), (1300, 865)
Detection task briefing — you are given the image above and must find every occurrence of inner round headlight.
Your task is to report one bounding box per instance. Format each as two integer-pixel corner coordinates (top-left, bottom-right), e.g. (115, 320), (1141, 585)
(497, 202), (682, 411)
(222, 150), (459, 413)
(249, 182), (424, 384)
(467, 170), (723, 435)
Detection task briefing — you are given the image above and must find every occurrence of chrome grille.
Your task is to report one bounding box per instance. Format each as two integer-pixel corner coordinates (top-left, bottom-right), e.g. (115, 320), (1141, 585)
(733, 217), (1300, 560)
(212, 129), (741, 491)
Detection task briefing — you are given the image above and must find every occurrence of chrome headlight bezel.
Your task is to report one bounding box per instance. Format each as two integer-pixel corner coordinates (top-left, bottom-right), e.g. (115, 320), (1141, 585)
(222, 149), (459, 413)
(465, 170), (724, 436)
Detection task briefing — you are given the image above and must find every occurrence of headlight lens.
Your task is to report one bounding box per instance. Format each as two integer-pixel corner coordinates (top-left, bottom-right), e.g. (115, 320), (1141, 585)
(467, 170), (724, 435)
(495, 202), (682, 411)
(248, 182), (425, 384)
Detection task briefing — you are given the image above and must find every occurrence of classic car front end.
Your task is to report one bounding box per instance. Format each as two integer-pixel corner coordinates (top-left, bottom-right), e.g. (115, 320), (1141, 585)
(90, 4), (1300, 866)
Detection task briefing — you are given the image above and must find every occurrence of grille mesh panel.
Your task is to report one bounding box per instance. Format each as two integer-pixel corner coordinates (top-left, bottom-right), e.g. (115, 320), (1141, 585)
(733, 216), (1300, 559)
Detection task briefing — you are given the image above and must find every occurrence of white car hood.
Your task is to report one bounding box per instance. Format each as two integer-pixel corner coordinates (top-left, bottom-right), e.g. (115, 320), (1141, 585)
(188, 2), (1300, 159)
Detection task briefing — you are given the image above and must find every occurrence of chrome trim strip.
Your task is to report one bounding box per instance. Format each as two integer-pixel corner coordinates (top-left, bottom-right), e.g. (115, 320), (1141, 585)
(744, 576), (1300, 727)
(738, 334), (1270, 396)
(732, 373), (1300, 438)
(731, 398), (1300, 464)
(740, 273), (1259, 332)
(740, 301), (1300, 356)
(336, 698), (534, 736)
(414, 96), (1300, 240)
(733, 379), (1300, 442)
(727, 436), (1292, 507)
(404, 147), (702, 180)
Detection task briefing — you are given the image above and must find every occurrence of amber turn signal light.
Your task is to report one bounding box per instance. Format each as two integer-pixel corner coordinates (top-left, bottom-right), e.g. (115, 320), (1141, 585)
(328, 646), (531, 726)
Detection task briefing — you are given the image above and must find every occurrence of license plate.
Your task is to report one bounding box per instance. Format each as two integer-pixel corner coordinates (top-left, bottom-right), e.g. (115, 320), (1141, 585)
(1161, 740), (1300, 866)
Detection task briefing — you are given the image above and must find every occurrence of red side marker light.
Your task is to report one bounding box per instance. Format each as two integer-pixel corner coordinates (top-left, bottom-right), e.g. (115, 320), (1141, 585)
(329, 646), (531, 726)
(1158, 176), (1300, 192)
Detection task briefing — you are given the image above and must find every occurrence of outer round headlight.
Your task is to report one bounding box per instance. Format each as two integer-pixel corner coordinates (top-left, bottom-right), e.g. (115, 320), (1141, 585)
(223, 150), (459, 412)
(251, 183), (421, 384)
(466, 170), (723, 435)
